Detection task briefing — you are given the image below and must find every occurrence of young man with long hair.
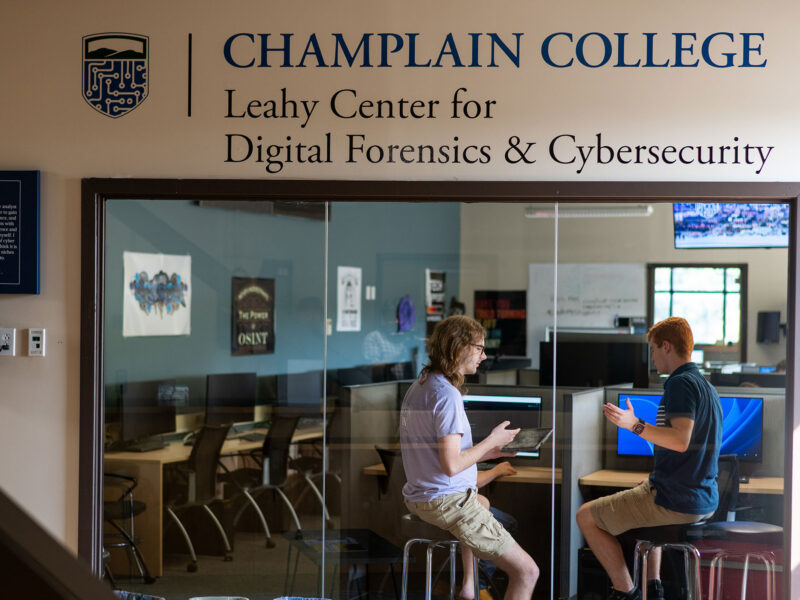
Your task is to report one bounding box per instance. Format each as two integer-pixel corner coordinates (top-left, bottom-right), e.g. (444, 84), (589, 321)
(400, 315), (539, 600)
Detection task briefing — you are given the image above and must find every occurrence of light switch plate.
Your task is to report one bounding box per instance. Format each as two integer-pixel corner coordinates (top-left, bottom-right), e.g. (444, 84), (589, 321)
(0, 328), (16, 356)
(28, 328), (45, 356)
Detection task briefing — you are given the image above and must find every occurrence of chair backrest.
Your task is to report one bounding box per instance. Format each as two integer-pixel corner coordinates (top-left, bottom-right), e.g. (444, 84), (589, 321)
(263, 413), (300, 485)
(375, 445), (406, 500)
(187, 424), (230, 502)
(711, 454), (740, 522)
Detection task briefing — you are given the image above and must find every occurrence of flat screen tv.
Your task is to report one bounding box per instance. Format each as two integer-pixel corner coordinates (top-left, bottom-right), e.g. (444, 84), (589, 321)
(673, 202), (789, 249)
(463, 393), (543, 458)
(616, 392), (763, 462)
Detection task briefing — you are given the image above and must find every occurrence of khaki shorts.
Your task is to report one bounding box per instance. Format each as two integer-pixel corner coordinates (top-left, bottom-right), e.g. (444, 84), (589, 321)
(590, 481), (711, 537)
(405, 489), (515, 561)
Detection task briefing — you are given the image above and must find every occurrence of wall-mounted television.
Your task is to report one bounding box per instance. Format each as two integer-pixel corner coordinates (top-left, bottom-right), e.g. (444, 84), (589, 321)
(673, 202), (789, 249)
(616, 392), (763, 462)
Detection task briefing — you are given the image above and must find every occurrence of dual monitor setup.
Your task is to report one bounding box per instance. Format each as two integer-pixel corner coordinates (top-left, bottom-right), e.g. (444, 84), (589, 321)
(115, 371), (329, 451)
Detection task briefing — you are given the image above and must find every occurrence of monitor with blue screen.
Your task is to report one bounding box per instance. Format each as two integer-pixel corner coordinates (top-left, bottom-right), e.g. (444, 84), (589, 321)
(616, 392), (763, 462)
(463, 394), (543, 458)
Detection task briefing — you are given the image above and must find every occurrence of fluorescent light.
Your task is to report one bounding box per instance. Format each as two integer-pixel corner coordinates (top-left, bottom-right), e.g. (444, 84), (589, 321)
(524, 204), (653, 219)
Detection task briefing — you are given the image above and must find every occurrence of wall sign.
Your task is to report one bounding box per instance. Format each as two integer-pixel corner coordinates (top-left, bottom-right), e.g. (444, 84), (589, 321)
(231, 277), (275, 355)
(0, 171), (39, 294)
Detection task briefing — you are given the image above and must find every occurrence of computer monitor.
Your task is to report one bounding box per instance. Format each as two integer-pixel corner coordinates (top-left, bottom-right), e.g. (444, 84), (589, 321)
(205, 372), (257, 426)
(540, 335), (650, 388)
(119, 379), (177, 444)
(277, 369), (324, 408)
(463, 393), (543, 458)
(615, 392), (764, 462)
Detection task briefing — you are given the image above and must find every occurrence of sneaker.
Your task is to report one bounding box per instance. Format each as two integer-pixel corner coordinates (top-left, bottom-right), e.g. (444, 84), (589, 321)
(646, 579), (665, 600)
(608, 587), (642, 600)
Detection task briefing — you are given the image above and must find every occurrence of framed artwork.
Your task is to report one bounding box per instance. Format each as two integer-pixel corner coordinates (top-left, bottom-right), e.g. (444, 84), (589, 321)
(0, 171), (39, 294)
(122, 251), (191, 337)
(231, 277), (275, 355)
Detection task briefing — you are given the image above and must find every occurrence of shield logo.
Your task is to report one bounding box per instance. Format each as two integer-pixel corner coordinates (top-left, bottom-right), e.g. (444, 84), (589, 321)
(82, 33), (149, 118)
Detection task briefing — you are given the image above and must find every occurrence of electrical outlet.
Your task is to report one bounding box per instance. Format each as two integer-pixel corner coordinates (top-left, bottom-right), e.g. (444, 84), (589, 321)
(0, 328), (16, 357)
(28, 328), (45, 356)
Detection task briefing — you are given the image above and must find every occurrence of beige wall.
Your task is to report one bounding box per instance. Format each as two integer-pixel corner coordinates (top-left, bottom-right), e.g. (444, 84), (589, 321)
(0, 1), (797, 552)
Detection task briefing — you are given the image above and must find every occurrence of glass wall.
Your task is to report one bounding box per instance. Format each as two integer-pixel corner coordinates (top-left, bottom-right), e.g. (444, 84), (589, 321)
(101, 198), (787, 600)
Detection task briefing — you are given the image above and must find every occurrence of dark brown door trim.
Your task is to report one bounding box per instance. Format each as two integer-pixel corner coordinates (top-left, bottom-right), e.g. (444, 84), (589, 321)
(80, 179), (799, 596)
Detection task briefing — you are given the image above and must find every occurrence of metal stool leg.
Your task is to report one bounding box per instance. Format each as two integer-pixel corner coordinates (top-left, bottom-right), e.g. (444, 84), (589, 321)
(402, 538), (428, 600)
(708, 549), (777, 600)
(638, 540), (700, 600)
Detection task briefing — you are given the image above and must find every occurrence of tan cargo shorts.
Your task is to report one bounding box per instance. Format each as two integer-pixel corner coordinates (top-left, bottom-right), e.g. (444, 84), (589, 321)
(590, 480), (711, 536)
(405, 488), (515, 561)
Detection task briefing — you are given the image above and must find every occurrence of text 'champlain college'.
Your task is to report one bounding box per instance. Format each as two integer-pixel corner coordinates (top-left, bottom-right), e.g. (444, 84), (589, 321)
(222, 31), (767, 69)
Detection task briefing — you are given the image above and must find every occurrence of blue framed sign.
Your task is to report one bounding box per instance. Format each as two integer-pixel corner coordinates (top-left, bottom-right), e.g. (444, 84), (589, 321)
(0, 171), (40, 294)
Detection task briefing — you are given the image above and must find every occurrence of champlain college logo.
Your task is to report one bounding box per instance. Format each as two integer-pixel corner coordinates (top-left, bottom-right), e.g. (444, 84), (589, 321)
(82, 33), (149, 118)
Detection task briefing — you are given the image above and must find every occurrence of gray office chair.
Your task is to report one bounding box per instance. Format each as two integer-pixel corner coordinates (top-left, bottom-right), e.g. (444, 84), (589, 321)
(288, 409), (340, 527)
(221, 413), (304, 547)
(164, 423), (233, 572)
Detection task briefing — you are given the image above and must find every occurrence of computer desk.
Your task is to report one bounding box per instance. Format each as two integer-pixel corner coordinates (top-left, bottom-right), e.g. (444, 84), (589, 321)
(104, 425), (323, 577)
(362, 462), (562, 484)
(579, 469), (783, 495)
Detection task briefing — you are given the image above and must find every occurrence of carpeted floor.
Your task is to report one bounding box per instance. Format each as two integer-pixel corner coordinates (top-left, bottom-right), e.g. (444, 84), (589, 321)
(111, 518), (401, 600)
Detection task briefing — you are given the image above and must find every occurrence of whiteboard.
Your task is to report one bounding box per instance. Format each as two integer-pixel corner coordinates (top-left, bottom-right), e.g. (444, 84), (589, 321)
(527, 263), (646, 365)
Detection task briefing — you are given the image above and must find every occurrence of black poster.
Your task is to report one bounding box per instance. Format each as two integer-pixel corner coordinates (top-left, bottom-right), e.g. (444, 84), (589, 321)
(231, 277), (275, 355)
(0, 171), (39, 294)
(474, 290), (527, 356)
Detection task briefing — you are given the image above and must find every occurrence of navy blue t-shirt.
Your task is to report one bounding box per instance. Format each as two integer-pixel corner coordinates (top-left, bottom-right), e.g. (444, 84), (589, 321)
(650, 362), (722, 515)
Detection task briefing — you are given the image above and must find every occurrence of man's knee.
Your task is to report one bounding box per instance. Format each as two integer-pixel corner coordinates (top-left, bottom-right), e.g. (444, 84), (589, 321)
(576, 502), (595, 530)
(477, 493), (490, 509)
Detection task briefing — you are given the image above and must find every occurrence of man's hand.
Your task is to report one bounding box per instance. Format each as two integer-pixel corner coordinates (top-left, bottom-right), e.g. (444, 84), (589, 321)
(491, 461), (517, 478)
(488, 420), (520, 448)
(603, 399), (638, 431)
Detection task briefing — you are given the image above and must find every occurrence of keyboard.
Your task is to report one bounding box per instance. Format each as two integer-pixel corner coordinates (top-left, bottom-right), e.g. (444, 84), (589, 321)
(476, 462), (496, 471)
(238, 431), (266, 442)
(126, 439), (167, 452)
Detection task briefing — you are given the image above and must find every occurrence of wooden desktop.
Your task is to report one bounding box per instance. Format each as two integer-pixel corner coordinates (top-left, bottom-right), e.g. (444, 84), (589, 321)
(104, 425), (323, 577)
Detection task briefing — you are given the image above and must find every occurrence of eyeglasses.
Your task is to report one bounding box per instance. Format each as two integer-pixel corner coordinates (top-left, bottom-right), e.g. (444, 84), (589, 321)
(471, 343), (486, 354)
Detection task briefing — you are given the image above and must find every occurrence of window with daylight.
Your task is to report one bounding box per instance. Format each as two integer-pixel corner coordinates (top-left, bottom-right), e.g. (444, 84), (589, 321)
(650, 264), (747, 357)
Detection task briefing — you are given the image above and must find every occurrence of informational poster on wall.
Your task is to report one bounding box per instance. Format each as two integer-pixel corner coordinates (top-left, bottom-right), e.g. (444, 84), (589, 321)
(122, 251), (191, 337)
(425, 269), (446, 335)
(0, 171), (39, 294)
(337, 266), (362, 332)
(474, 290), (527, 356)
(527, 263), (646, 365)
(231, 277), (275, 355)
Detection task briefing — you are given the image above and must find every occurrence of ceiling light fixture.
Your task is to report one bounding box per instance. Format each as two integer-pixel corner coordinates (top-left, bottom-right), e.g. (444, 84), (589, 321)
(524, 204), (654, 219)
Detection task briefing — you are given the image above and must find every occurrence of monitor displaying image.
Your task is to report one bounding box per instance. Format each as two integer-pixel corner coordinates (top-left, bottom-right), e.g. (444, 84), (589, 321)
(616, 393), (763, 462)
(673, 203), (789, 249)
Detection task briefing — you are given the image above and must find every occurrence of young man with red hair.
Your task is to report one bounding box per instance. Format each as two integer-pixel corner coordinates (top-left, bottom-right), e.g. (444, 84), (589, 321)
(576, 317), (722, 600)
